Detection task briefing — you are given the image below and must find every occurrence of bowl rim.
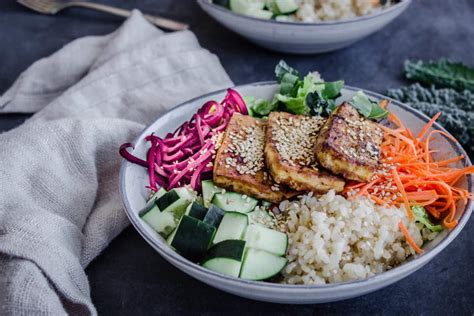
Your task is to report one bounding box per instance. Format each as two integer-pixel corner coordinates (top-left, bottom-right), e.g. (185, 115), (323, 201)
(197, 0), (412, 27)
(120, 81), (472, 290)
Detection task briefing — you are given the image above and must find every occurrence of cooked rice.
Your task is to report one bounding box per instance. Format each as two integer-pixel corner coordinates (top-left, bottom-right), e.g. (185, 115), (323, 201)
(278, 190), (435, 285)
(280, 0), (392, 23)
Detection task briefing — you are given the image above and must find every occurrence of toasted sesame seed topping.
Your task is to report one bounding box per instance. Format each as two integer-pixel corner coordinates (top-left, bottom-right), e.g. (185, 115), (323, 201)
(272, 115), (326, 167)
(225, 122), (265, 175)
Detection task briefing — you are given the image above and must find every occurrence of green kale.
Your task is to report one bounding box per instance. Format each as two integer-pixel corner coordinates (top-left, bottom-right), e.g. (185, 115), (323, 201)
(387, 83), (474, 156)
(412, 205), (444, 232)
(405, 59), (474, 92)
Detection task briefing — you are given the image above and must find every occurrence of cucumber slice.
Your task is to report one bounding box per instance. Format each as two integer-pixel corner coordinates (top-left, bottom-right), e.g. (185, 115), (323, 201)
(265, 0), (280, 14)
(202, 180), (224, 208)
(240, 248), (288, 280)
(275, 0), (298, 14)
(202, 240), (246, 277)
(230, 0), (265, 14)
(166, 227), (177, 248)
(246, 9), (273, 19)
(171, 215), (216, 261)
(156, 187), (195, 213)
(247, 208), (276, 228)
(212, 192), (258, 213)
(140, 188), (167, 216)
(213, 212), (248, 243)
(185, 202), (208, 221)
(141, 205), (177, 237)
(203, 205), (225, 228)
(244, 224), (288, 256)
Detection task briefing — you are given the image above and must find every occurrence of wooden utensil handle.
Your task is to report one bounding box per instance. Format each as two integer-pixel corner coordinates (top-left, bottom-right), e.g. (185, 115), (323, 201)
(70, 2), (189, 31)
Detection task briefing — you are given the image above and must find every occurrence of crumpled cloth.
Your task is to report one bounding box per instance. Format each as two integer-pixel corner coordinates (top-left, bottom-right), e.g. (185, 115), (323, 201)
(0, 10), (233, 315)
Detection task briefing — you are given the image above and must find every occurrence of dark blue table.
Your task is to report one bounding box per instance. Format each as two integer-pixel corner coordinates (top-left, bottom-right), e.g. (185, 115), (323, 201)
(1, 0), (473, 314)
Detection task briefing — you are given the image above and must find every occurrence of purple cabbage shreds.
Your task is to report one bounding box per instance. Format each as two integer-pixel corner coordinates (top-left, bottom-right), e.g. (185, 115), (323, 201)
(119, 143), (147, 167)
(119, 89), (249, 192)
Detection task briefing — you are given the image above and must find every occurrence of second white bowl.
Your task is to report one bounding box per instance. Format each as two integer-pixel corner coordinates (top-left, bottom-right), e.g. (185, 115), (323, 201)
(197, 0), (412, 54)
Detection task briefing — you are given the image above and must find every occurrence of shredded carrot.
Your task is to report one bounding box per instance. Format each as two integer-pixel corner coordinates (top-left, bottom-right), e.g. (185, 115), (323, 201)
(398, 221), (424, 254)
(343, 111), (474, 254)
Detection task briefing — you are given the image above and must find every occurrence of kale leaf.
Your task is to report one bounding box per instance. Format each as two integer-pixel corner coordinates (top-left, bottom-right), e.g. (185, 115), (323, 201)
(387, 83), (474, 157)
(405, 59), (474, 92)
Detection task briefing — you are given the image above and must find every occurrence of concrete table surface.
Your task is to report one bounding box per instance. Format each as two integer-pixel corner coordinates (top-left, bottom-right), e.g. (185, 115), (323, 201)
(0, 0), (473, 314)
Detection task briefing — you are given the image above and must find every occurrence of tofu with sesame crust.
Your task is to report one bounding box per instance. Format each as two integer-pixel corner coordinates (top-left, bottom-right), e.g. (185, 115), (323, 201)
(264, 112), (345, 193)
(213, 113), (294, 203)
(314, 102), (383, 182)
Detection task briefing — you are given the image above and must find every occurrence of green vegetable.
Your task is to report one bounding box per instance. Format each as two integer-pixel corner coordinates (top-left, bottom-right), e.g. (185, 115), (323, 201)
(412, 205), (444, 232)
(244, 96), (277, 118)
(272, 60), (343, 115)
(387, 83), (474, 157)
(275, 60), (300, 83)
(404, 59), (474, 92)
(349, 90), (389, 120)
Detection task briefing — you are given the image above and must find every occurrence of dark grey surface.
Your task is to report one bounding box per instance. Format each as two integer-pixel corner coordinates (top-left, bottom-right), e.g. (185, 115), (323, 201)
(1, 0), (473, 314)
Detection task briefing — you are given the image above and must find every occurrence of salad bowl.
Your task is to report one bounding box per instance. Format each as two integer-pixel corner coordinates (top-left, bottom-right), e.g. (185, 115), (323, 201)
(197, 0), (412, 54)
(119, 82), (472, 304)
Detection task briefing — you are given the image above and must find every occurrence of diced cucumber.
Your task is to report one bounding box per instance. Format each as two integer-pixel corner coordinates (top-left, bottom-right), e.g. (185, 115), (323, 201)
(140, 188), (167, 216)
(141, 205), (177, 237)
(246, 9), (273, 19)
(239, 248), (288, 280)
(203, 205), (225, 228)
(213, 212), (248, 243)
(265, 0), (280, 14)
(202, 180), (224, 208)
(201, 240), (246, 277)
(212, 192), (258, 213)
(143, 187), (195, 237)
(166, 227), (177, 248)
(244, 224), (288, 256)
(171, 215), (216, 261)
(247, 207), (276, 228)
(230, 0), (265, 14)
(156, 187), (195, 213)
(275, 0), (298, 14)
(185, 202), (208, 221)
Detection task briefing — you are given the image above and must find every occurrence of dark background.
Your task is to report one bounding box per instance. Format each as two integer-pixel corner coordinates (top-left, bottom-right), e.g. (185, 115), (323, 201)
(1, 0), (473, 314)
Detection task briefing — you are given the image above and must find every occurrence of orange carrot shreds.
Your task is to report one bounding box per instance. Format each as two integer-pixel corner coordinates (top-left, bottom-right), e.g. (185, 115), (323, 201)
(417, 112), (441, 140)
(343, 112), (474, 231)
(392, 169), (413, 219)
(399, 221), (424, 254)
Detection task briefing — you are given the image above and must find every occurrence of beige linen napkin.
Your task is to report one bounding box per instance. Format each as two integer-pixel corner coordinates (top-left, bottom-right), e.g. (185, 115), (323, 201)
(0, 10), (233, 315)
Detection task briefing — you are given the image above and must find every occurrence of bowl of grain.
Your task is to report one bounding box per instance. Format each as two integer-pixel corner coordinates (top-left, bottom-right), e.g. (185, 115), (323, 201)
(197, 0), (412, 54)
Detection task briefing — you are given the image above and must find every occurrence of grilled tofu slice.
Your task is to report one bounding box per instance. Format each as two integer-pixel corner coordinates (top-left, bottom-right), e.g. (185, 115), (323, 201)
(264, 112), (345, 193)
(314, 102), (383, 182)
(213, 113), (293, 203)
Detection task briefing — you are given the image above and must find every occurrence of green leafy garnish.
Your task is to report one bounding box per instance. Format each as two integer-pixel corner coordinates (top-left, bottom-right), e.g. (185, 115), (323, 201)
(412, 205), (444, 232)
(275, 60), (300, 83)
(244, 96), (277, 118)
(405, 59), (474, 92)
(349, 91), (389, 120)
(272, 60), (343, 115)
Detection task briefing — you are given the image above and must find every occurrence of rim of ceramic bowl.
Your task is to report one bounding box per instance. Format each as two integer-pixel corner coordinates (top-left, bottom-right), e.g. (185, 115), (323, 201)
(197, 0), (412, 27)
(120, 81), (472, 290)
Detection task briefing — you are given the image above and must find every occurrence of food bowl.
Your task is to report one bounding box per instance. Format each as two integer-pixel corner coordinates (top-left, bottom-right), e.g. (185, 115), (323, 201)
(197, 0), (412, 54)
(119, 82), (472, 303)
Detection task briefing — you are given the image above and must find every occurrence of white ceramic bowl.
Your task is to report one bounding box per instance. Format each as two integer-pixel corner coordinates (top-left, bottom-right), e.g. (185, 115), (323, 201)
(120, 82), (472, 304)
(197, 0), (412, 54)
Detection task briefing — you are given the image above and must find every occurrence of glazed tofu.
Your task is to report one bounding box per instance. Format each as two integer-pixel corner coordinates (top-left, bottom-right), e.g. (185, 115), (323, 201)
(213, 113), (293, 203)
(314, 102), (383, 182)
(264, 112), (345, 193)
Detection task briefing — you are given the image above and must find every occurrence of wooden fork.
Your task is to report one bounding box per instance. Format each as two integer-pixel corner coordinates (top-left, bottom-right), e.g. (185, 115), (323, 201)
(17, 0), (189, 31)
